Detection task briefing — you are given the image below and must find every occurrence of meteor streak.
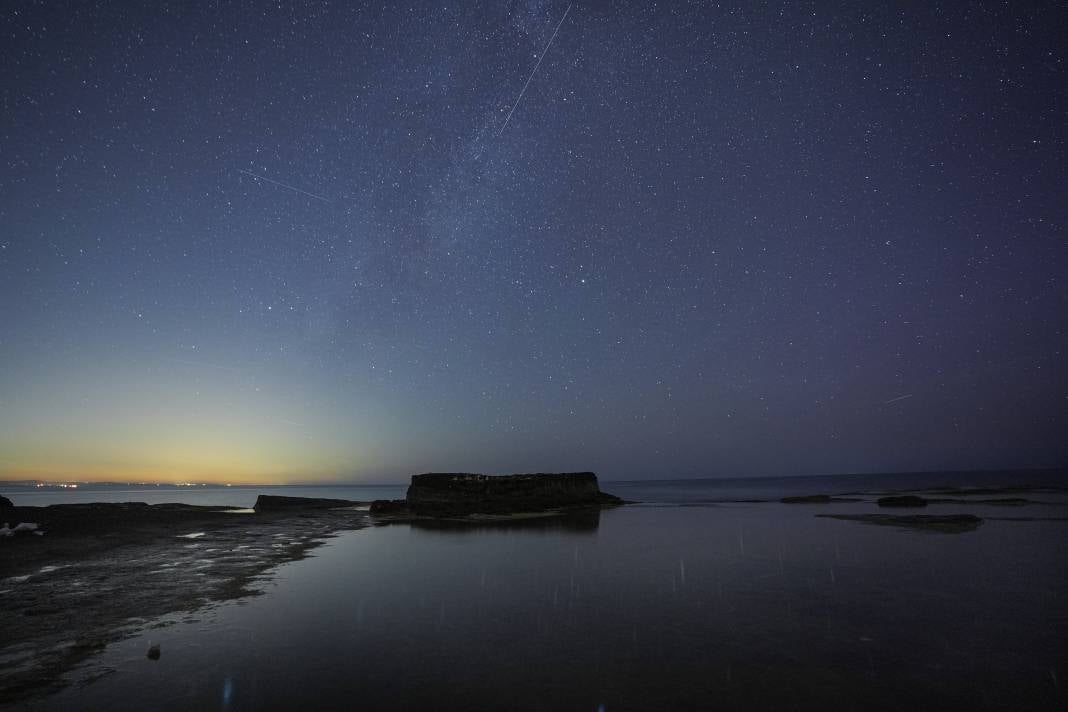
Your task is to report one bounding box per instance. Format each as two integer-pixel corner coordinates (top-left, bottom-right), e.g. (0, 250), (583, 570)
(237, 168), (331, 203)
(497, 3), (573, 137)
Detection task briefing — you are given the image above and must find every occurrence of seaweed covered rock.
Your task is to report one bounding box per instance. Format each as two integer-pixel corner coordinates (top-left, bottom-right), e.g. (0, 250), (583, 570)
(406, 472), (622, 516)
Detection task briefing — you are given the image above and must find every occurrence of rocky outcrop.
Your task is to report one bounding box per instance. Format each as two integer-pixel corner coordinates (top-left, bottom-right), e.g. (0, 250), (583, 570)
(253, 495), (357, 511)
(781, 494), (858, 504)
(405, 472), (622, 516)
(817, 513), (983, 533)
(877, 495), (928, 508)
(0, 495), (12, 508)
(369, 499), (409, 515)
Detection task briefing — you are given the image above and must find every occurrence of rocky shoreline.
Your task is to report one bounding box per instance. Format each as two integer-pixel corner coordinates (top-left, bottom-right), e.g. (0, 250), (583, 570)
(0, 496), (368, 705)
(0, 474), (624, 704)
(3, 475), (1058, 705)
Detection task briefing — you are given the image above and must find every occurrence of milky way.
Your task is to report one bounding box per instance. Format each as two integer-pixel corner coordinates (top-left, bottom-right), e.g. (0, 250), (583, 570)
(1, 2), (1064, 482)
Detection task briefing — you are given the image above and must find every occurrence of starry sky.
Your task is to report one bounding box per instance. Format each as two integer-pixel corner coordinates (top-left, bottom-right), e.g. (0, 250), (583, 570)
(1, 1), (1065, 484)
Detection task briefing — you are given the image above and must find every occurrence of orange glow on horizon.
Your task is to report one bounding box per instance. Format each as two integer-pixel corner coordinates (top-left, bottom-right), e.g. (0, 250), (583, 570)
(0, 442), (359, 485)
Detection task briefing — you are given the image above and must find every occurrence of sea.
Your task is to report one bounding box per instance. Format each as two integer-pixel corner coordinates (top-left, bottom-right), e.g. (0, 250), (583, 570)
(5, 471), (1066, 711)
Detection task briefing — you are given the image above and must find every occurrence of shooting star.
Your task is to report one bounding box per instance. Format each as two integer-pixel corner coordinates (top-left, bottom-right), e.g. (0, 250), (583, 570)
(497, 3), (573, 137)
(882, 394), (914, 405)
(236, 168), (331, 203)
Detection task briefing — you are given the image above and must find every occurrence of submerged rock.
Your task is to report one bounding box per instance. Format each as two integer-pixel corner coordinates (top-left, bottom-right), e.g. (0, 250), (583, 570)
(147, 643), (160, 660)
(780, 494), (857, 504)
(406, 472), (623, 516)
(877, 495), (928, 508)
(817, 513), (983, 533)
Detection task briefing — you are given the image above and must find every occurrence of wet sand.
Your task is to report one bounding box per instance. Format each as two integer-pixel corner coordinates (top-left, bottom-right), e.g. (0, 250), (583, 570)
(0, 501), (370, 705)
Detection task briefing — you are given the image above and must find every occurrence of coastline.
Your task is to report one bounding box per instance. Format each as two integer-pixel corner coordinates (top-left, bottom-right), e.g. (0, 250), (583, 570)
(2, 471), (1065, 708)
(0, 501), (370, 705)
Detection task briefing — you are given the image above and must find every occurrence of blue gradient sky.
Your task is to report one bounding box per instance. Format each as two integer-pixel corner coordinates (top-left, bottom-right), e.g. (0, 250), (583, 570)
(2, 2), (1064, 483)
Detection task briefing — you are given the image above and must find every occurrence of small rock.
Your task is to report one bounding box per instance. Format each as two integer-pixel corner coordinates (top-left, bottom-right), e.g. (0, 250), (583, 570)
(877, 495), (928, 508)
(0, 495), (12, 508)
(253, 495), (358, 511)
(369, 499), (409, 514)
(147, 643), (161, 660)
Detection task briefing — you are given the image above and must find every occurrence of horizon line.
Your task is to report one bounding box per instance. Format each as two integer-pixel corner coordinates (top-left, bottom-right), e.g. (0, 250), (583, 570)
(2, 464), (1065, 489)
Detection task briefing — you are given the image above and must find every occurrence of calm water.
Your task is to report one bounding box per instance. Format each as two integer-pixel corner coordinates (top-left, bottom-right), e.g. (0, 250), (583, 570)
(5, 469), (1063, 507)
(12, 473), (1068, 711)
(1, 484), (407, 508)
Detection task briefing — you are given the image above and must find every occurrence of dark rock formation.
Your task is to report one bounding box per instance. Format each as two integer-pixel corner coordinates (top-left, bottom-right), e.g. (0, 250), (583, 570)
(0, 495), (12, 508)
(877, 495), (928, 508)
(369, 499), (409, 515)
(817, 513), (983, 533)
(147, 644), (161, 660)
(253, 495), (357, 511)
(405, 472), (622, 516)
(781, 494), (858, 504)
(928, 497), (1031, 506)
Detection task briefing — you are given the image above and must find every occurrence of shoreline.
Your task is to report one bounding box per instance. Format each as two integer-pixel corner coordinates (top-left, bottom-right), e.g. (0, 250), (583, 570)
(0, 501), (370, 705)
(2, 476), (1064, 706)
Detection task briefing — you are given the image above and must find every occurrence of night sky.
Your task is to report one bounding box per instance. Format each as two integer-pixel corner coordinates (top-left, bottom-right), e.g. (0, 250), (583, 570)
(1, 2), (1064, 483)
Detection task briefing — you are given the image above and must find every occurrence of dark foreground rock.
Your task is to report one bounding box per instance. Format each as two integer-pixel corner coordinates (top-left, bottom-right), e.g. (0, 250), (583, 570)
(877, 495), (928, 508)
(817, 513), (983, 533)
(0, 494), (12, 508)
(405, 472), (623, 516)
(929, 497), (1032, 506)
(253, 494), (358, 511)
(369, 499), (409, 514)
(781, 494), (858, 504)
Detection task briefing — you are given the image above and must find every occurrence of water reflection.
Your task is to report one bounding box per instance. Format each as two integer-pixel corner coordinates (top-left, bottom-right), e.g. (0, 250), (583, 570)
(221, 677), (233, 709)
(21, 486), (1068, 712)
(406, 508), (601, 535)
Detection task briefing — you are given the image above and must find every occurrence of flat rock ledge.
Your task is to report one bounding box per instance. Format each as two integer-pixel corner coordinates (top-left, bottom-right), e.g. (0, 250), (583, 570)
(817, 513), (984, 533)
(253, 495), (359, 511)
(780, 494), (859, 504)
(372, 472), (623, 518)
(877, 495), (929, 508)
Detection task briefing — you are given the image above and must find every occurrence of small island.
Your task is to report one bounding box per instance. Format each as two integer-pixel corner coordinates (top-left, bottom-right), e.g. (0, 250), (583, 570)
(372, 471), (624, 518)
